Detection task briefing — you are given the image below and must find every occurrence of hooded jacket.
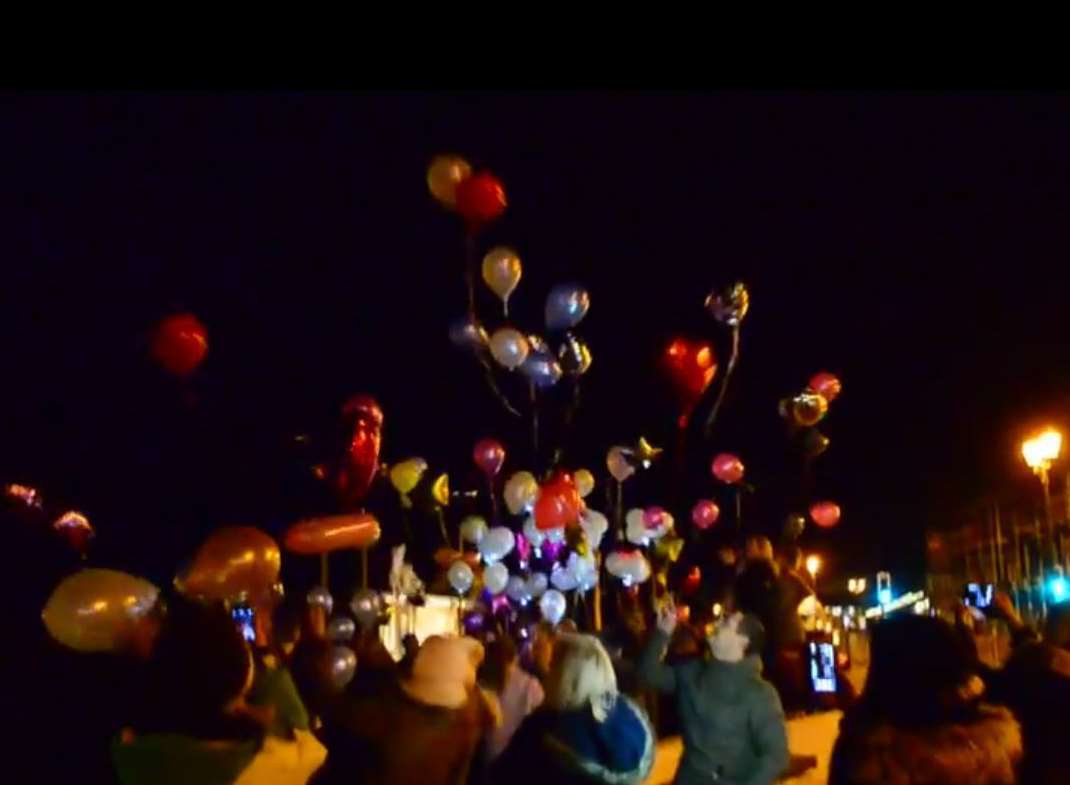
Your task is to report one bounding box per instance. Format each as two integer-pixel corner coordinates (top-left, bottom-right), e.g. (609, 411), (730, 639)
(637, 629), (788, 785)
(827, 704), (1021, 785)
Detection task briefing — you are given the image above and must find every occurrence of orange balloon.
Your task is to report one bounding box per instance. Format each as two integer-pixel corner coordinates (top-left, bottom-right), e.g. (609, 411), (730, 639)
(178, 526), (281, 604)
(283, 513), (381, 555)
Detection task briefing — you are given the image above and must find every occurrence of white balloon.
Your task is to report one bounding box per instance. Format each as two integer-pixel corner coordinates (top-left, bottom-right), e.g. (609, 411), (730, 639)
(523, 516), (546, 548)
(624, 507), (672, 545)
(484, 562), (509, 594)
(447, 560), (474, 594)
(506, 575), (530, 603)
(479, 526), (516, 564)
(526, 572), (549, 599)
(545, 527), (566, 544)
(460, 515), (488, 545)
(606, 551), (651, 586)
(568, 553), (599, 593)
(551, 564), (579, 592)
(580, 509), (609, 550)
(540, 589), (567, 625)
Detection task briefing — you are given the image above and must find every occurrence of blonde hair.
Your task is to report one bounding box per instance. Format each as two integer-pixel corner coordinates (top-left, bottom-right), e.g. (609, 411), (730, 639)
(544, 633), (618, 721)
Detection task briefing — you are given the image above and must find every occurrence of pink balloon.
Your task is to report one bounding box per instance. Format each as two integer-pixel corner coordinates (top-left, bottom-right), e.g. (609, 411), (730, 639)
(711, 453), (745, 484)
(808, 372), (842, 402)
(691, 500), (720, 530)
(643, 506), (668, 530)
(472, 438), (506, 478)
(810, 501), (841, 528)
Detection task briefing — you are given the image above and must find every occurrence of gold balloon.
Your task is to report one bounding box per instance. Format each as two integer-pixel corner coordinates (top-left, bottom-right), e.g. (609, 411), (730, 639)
(432, 473), (450, 507)
(489, 327), (530, 370)
(503, 471), (539, 515)
(482, 247), (522, 315)
(655, 536), (685, 563)
(792, 392), (829, 427)
(634, 437), (664, 466)
(389, 457), (428, 496)
(43, 568), (159, 653)
(178, 526), (282, 604)
(426, 154), (471, 208)
(573, 469), (595, 499)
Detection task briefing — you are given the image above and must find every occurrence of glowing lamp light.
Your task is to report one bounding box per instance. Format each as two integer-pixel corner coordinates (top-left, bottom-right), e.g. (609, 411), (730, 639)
(878, 588), (892, 605)
(1049, 576), (1068, 603)
(1023, 428), (1063, 474)
(805, 555), (821, 578)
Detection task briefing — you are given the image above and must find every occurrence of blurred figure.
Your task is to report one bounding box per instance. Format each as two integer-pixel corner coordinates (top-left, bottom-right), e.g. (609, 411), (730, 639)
(771, 544), (815, 713)
(639, 602), (788, 785)
(479, 636), (544, 759)
(529, 621), (557, 681)
(398, 633), (420, 678)
(493, 634), (654, 785)
(744, 535), (774, 564)
(112, 597), (326, 785)
(829, 615), (1021, 785)
(326, 636), (496, 785)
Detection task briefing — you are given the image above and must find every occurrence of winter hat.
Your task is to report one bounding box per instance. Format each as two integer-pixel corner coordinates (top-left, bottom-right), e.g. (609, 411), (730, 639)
(401, 636), (484, 709)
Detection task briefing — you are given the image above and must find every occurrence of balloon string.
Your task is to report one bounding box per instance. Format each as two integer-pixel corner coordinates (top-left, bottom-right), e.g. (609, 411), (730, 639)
(436, 508), (451, 547)
(530, 382), (539, 462)
(703, 326), (741, 438)
(477, 356), (523, 417)
(487, 475), (500, 527)
(320, 553), (329, 589)
(465, 231), (477, 321)
(361, 548), (369, 590)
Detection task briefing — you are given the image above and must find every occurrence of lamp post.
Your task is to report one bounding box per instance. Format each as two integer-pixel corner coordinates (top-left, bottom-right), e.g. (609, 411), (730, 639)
(1022, 428), (1063, 613)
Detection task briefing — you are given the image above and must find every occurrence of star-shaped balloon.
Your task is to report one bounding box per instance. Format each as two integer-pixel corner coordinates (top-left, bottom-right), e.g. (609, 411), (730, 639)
(634, 437), (664, 468)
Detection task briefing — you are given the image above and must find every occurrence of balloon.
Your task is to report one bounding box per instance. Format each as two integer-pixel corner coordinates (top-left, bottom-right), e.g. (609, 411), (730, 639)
(527, 334), (550, 354)
(573, 469), (595, 498)
(434, 548), (481, 569)
(643, 506), (669, 530)
(606, 446), (636, 482)
(151, 313), (208, 376)
(484, 562), (509, 595)
(557, 333), (592, 376)
(460, 515), (488, 545)
(454, 171), (507, 226)
(634, 437), (664, 466)
(473, 438), (506, 478)
(329, 645), (357, 689)
(478, 526), (516, 564)
(482, 247), (522, 313)
(5, 482), (42, 508)
(447, 560), (475, 594)
(691, 500), (720, 530)
(682, 566), (702, 596)
(784, 513), (806, 540)
(489, 328), (530, 370)
(545, 284), (590, 331)
(389, 458), (428, 496)
(539, 589), (567, 625)
(449, 316), (490, 354)
(799, 428), (830, 459)
(534, 488), (576, 531)
(551, 564), (579, 592)
(284, 513), (381, 554)
(504, 471), (539, 515)
(704, 282), (751, 327)
(792, 392), (829, 427)
(654, 536), (685, 563)
(606, 551), (651, 586)
(337, 395), (383, 509)
(809, 371), (842, 402)
(711, 453), (745, 485)
(523, 516), (546, 548)
(520, 351), (563, 388)
(432, 473), (450, 507)
(179, 526), (281, 604)
(53, 510), (94, 554)
(526, 572), (549, 599)
(350, 589), (382, 626)
(427, 154), (472, 208)
(626, 508), (671, 545)
(810, 501), (842, 529)
(663, 337), (717, 403)
(327, 616), (356, 642)
(579, 508), (609, 549)
(306, 586), (334, 614)
(567, 553), (598, 593)
(546, 471), (583, 519)
(506, 575), (530, 603)
(42, 569), (159, 653)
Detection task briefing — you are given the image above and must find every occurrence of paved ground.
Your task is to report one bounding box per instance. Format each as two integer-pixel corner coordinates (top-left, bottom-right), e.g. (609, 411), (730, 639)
(644, 710), (843, 784)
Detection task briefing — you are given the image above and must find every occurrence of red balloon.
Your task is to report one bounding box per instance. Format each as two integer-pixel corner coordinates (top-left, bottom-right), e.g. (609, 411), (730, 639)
(454, 171), (507, 227)
(534, 488), (576, 530)
(662, 337), (718, 418)
(681, 566), (702, 597)
(337, 395), (383, 509)
(284, 513), (382, 554)
(643, 506), (668, 530)
(810, 501), (841, 528)
(545, 471), (583, 518)
(54, 511), (94, 555)
(151, 313), (208, 376)
(691, 500), (720, 530)
(473, 438), (506, 478)
(808, 372), (842, 403)
(711, 453), (745, 484)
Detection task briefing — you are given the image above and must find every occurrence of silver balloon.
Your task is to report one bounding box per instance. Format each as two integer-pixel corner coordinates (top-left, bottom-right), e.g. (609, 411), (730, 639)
(704, 281), (750, 327)
(350, 589), (381, 626)
(521, 350), (563, 388)
(478, 526), (516, 564)
(307, 586), (333, 615)
(447, 560), (475, 595)
(506, 575), (530, 604)
(557, 333), (592, 376)
(539, 589), (567, 625)
(329, 645), (357, 689)
(489, 328), (530, 370)
(525, 572), (548, 599)
(327, 616), (356, 642)
(484, 562), (509, 595)
(449, 316), (490, 353)
(545, 284), (590, 331)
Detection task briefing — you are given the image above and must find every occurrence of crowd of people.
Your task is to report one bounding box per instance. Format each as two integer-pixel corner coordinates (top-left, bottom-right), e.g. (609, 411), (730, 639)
(12, 521), (1070, 785)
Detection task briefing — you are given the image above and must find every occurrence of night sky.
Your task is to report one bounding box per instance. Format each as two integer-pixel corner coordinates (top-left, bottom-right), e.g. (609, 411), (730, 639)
(4, 92), (1070, 592)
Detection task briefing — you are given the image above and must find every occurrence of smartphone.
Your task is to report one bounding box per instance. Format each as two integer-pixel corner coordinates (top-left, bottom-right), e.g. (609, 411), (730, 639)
(232, 605), (256, 643)
(963, 583), (993, 609)
(809, 641), (838, 694)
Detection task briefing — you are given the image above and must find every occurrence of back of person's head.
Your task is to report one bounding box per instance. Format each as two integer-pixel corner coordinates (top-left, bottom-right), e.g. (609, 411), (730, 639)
(544, 634), (618, 721)
(744, 536), (774, 562)
(479, 636), (518, 693)
(1044, 602), (1070, 648)
(859, 615), (981, 727)
(402, 636), (484, 709)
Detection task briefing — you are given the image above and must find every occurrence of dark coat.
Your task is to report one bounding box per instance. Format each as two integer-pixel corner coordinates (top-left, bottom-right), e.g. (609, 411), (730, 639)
(828, 704), (1022, 785)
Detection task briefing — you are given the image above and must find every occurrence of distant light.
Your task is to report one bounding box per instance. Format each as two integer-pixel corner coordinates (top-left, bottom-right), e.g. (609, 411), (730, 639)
(878, 589), (892, 605)
(805, 555), (821, 578)
(1023, 428), (1063, 472)
(1050, 576), (1068, 603)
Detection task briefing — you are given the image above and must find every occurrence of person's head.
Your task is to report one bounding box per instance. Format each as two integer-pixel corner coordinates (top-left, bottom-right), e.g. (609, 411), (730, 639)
(544, 634), (618, 721)
(1044, 602), (1070, 649)
(401, 636), (484, 709)
(744, 536), (774, 563)
(479, 635), (518, 693)
(778, 544), (803, 572)
(859, 615), (983, 727)
(708, 612), (765, 663)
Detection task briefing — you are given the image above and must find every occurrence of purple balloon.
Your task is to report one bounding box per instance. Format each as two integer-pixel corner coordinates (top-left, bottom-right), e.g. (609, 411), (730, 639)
(545, 284), (590, 331)
(449, 316), (489, 353)
(521, 351), (563, 388)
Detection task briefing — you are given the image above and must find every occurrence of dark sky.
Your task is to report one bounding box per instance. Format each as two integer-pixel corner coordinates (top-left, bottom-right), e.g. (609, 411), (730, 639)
(4, 92), (1070, 590)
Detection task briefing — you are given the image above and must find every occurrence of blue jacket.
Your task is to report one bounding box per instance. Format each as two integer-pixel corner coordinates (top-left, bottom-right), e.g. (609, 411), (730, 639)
(638, 631), (788, 785)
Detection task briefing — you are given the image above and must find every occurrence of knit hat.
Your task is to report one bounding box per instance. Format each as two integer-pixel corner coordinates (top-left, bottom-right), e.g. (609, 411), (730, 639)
(400, 636), (484, 709)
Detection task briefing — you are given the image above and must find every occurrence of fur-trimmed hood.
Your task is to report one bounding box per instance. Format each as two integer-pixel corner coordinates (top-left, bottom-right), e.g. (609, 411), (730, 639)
(829, 704), (1022, 785)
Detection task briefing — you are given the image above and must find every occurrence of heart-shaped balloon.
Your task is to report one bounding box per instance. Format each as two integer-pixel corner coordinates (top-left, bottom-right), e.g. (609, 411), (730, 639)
(663, 337), (718, 403)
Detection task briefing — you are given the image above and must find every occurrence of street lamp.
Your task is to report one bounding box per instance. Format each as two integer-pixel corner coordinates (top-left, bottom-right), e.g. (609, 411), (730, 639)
(1023, 427), (1063, 577)
(805, 554), (821, 581)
